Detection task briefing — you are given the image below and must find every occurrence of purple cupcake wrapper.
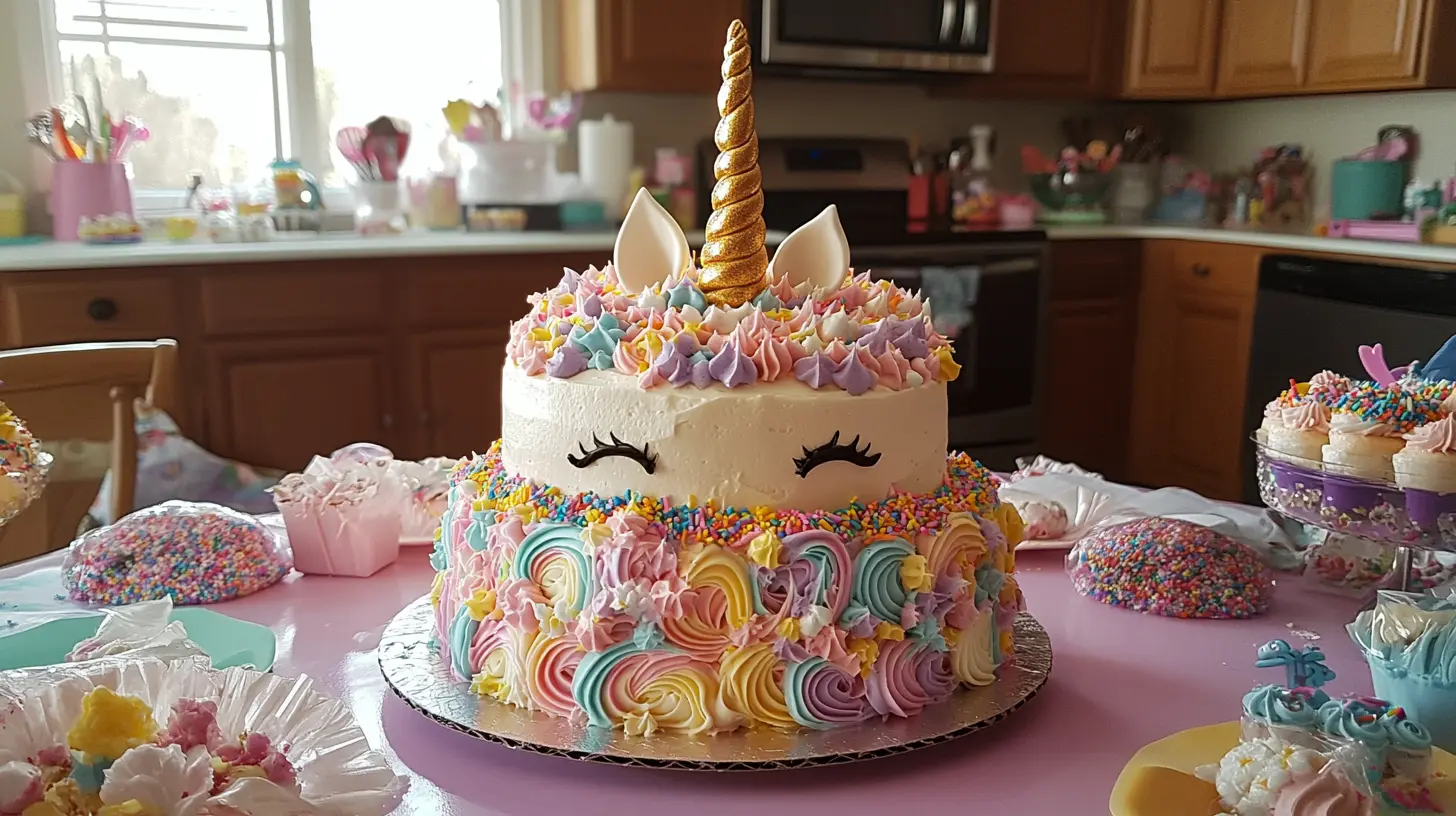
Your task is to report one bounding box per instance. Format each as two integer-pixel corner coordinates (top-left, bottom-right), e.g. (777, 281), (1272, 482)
(1404, 488), (1456, 531)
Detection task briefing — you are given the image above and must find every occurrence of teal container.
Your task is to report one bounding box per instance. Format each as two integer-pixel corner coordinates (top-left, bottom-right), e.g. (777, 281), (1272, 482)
(1331, 159), (1406, 220)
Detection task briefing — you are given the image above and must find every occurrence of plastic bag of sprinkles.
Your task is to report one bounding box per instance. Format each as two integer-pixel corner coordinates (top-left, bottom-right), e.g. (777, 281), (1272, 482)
(62, 501), (292, 606)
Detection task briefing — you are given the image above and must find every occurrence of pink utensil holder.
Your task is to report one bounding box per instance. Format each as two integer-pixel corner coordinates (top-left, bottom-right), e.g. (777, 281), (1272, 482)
(278, 499), (402, 577)
(51, 162), (134, 241)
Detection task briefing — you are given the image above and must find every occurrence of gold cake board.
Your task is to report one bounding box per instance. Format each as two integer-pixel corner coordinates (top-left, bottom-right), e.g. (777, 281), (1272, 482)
(379, 596), (1051, 770)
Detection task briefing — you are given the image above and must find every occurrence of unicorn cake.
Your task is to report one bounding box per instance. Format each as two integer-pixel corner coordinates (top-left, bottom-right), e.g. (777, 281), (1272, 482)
(426, 20), (1025, 736)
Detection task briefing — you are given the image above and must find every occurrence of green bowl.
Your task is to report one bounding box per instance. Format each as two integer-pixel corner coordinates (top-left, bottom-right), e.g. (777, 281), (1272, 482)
(0, 608), (276, 671)
(1029, 171), (1113, 212)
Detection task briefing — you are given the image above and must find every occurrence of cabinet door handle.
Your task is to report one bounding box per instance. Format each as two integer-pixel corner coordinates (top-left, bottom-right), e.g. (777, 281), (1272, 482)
(1191, 264), (1211, 278)
(87, 297), (118, 321)
(939, 0), (957, 42)
(960, 0), (980, 46)
(382, 412), (394, 430)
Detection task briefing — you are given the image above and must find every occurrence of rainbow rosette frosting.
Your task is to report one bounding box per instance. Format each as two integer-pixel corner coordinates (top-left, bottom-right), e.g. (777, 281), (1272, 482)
(429, 444), (1024, 734)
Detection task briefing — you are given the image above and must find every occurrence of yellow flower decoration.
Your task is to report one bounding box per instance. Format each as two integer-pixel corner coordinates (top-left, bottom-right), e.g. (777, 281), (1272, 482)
(847, 637), (879, 679)
(942, 626), (962, 649)
(98, 802), (162, 816)
(67, 687), (157, 761)
(898, 554), (933, 593)
(934, 346), (962, 382)
(776, 617), (801, 642)
(999, 630), (1014, 657)
(991, 502), (1026, 553)
(430, 571), (446, 609)
(528, 327), (553, 342)
(746, 532), (782, 570)
(464, 588), (498, 622)
(875, 622), (905, 642)
(634, 328), (668, 362)
(510, 503), (538, 526)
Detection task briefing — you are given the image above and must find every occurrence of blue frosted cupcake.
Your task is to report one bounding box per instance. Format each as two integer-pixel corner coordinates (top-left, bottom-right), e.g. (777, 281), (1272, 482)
(1349, 591), (1456, 756)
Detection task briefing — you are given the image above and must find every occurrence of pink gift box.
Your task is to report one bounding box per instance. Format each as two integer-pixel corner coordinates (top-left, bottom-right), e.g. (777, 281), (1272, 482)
(278, 498), (402, 577)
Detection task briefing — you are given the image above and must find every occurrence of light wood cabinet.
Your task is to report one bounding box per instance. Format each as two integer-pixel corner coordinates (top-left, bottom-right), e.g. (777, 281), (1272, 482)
(1129, 241), (1260, 500)
(559, 0), (746, 93)
(1124, 0), (1222, 97)
(1306, 0), (1429, 90)
(1040, 241), (1142, 480)
(203, 336), (397, 471)
(1217, 0), (1311, 95)
(402, 329), (510, 461)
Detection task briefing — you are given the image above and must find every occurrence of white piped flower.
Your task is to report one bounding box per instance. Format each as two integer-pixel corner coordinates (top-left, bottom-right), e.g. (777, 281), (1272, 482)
(610, 581), (653, 620)
(905, 371), (924, 388)
(533, 598), (573, 638)
(703, 303), (755, 334)
(624, 709), (658, 737)
(799, 605), (834, 638)
(800, 333), (826, 355)
(580, 523), (613, 555)
(637, 289), (668, 312)
(99, 744), (214, 816)
(863, 289), (890, 318)
(819, 309), (860, 342)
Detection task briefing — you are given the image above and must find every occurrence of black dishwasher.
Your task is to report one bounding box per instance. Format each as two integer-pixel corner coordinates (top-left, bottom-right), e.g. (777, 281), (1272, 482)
(1240, 253), (1456, 505)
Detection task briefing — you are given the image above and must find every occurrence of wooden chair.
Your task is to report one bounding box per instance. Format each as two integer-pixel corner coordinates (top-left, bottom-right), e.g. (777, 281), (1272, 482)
(0, 339), (179, 566)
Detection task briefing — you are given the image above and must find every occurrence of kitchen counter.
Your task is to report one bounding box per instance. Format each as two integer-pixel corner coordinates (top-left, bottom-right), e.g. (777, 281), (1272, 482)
(0, 230), (787, 273)
(1046, 224), (1456, 265)
(3, 223), (1455, 273)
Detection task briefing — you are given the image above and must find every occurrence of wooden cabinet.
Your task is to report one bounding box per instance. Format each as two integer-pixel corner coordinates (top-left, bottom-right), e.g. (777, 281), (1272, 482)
(1129, 241), (1260, 500)
(1217, 0), (1311, 95)
(402, 329), (510, 461)
(1123, 0), (1222, 97)
(1, 276), (180, 347)
(1306, 0), (1429, 90)
(937, 0), (1126, 98)
(204, 336), (397, 471)
(559, 0), (746, 92)
(1040, 241), (1142, 480)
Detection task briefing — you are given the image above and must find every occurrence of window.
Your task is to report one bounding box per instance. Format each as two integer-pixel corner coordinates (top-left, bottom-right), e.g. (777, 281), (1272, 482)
(40, 0), (507, 194)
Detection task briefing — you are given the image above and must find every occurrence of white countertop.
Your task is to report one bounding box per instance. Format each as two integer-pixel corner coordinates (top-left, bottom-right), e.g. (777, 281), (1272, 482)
(3, 223), (1456, 272)
(1044, 224), (1456, 265)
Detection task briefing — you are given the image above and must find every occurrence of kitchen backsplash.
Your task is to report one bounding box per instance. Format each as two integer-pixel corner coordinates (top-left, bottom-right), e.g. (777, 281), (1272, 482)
(1178, 89), (1456, 215)
(569, 79), (1122, 195)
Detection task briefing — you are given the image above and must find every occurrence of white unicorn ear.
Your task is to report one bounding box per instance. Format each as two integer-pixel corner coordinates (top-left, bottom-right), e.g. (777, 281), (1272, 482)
(769, 205), (850, 292)
(614, 188), (691, 294)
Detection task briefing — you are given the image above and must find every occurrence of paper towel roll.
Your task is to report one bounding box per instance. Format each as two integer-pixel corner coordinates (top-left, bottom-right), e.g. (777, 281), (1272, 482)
(578, 115), (634, 220)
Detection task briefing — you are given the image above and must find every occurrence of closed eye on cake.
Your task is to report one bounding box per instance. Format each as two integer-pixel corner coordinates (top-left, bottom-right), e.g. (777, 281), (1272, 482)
(566, 433), (657, 474)
(793, 431), (881, 478)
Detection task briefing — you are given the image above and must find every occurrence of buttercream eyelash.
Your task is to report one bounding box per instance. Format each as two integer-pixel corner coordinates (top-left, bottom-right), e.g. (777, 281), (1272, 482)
(793, 431), (880, 478)
(567, 433), (657, 474)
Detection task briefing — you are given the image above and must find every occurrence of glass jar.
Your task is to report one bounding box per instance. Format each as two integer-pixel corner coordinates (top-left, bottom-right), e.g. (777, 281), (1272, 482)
(355, 180), (407, 236)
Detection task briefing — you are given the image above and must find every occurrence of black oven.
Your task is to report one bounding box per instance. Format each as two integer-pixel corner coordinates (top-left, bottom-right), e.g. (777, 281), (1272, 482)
(755, 0), (994, 75)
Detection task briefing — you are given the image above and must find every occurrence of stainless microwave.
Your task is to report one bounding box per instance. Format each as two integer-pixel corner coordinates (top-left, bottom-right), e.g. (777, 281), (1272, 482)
(756, 0), (994, 75)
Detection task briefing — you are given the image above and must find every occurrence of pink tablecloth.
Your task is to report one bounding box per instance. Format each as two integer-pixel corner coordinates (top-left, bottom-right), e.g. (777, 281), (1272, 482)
(2, 547), (1368, 815)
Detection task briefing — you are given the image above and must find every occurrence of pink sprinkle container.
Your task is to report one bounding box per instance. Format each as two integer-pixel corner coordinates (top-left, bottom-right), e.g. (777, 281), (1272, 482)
(51, 162), (134, 241)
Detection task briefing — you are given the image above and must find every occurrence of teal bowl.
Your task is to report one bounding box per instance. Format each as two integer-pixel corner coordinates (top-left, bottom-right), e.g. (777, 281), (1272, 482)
(0, 608), (276, 671)
(1029, 171), (1113, 212)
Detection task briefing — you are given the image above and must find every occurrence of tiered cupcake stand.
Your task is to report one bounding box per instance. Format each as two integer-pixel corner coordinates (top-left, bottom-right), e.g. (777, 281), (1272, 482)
(1254, 439), (1454, 591)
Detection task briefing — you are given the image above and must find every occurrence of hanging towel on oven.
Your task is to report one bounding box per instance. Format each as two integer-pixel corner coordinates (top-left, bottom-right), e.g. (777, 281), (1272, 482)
(919, 265), (981, 339)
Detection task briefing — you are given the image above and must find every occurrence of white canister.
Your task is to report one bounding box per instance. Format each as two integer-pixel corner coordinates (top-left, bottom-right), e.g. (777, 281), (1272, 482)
(578, 115), (634, 220)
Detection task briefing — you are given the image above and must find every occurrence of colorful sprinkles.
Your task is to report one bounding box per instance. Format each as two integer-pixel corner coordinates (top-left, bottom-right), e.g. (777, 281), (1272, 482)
(1067, 516), (1271, 619)
(452, 441), (999, 544)
(63, 502), (293, 605)
(1332, 381), (1447, 434)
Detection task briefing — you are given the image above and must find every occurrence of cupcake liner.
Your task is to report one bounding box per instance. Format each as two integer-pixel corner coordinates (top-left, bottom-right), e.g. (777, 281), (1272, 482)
(1267, 457), (1324, 523)
(0, 657), (407, 815)
(1319, 472), (1411, 541)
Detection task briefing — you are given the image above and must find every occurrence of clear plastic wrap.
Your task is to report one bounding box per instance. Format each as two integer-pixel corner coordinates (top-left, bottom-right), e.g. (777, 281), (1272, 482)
(1348, 589), (1456, 755)
(0, 657), (408, 815)
(1195, 735), (1380, 816)
(1065, 516), (1273, 618)
(65, 597), (205, 665)
(61, 501), (292, 606)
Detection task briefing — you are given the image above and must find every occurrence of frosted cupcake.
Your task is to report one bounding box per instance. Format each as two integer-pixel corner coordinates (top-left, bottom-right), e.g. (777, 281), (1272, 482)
(1393, 415), (1456, 534)
(1321, 384), (1442, 537)
(1350, 591), (1456, 762)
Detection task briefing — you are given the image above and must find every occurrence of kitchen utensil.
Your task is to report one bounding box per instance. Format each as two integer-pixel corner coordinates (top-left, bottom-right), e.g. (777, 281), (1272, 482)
(526, 92), (583, 133)
(335, 126), (373, 179)
(25, 113), (59, 161)
(363, 116), (411, 182)
(50, 107), (79, 160)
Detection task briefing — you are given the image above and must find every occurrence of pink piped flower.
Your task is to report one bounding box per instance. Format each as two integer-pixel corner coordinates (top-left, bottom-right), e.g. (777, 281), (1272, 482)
(486, 515), (526, 565)
(838, 283), (869, 311)
(498, 578), (546, 630)
(649, 573), (690, 621)
(613, 339), (646, 374)
(216, 732), (297, 789)
(875, 348), (910, 390)
(804, 626), (859, 676)
(158, 699), (223, 753)
(824, 339), (852, 365)
(520, 344), (550, 376)
(750, 334), (794, 382)
(910, 354), (939, 383)
(706, 333), (729, 355)
(637, 365), (667, 389)
(730, 321), (762, 356)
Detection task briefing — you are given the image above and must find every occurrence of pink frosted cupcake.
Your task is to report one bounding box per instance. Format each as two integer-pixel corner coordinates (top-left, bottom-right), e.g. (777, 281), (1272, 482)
(1394, 415), (1456, 533)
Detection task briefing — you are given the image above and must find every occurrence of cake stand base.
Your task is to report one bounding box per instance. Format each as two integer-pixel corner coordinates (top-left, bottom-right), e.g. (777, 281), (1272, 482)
(379, 597), (1052, 770)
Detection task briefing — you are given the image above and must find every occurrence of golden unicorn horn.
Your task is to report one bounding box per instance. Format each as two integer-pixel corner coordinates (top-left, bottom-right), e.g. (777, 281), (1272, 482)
(698, 19), (768, 308)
